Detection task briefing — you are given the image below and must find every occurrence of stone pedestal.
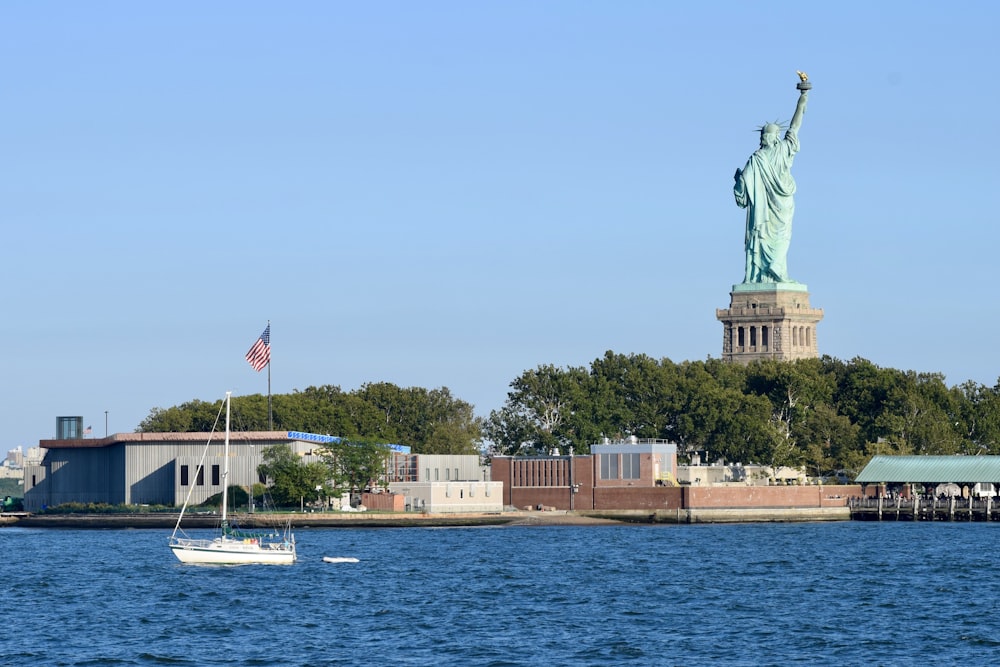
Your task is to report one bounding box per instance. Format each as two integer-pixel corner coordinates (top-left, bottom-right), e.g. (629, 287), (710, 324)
(716, 283), (823, 364)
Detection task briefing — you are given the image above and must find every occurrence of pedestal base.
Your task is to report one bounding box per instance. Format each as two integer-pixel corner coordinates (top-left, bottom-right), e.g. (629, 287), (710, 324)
(715, 283), (823, 363)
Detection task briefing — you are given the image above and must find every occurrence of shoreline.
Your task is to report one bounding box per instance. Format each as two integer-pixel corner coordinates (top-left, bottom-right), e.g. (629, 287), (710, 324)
(2, 507), (849, 529)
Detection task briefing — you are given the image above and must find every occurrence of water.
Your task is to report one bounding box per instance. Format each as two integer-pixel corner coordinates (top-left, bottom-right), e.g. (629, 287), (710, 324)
(3, 521), (1000, 665)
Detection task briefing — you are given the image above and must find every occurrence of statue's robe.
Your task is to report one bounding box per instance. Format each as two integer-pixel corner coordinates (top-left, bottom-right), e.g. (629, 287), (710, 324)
(734, 130), (799, 283)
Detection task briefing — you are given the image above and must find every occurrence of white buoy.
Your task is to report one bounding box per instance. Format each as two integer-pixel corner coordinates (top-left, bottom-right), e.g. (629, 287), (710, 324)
(322, 556), (359, 563)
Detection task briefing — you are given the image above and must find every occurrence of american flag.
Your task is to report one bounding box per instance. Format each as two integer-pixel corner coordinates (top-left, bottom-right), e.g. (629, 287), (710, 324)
(245, 324), (271, 372)
(84, 425), (92, 436)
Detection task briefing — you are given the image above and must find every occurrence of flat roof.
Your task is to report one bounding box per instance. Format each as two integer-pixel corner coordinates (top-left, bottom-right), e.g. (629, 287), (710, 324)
(855, 455), (1000, 483)
(39, 431), (293, 449)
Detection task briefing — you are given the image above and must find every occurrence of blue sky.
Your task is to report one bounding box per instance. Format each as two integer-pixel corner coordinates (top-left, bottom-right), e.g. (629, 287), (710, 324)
(3, 2), (999, 449)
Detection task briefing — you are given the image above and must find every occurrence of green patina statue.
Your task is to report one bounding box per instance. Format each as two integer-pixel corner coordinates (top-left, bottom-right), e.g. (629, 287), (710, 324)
(734, 72), (811, 284)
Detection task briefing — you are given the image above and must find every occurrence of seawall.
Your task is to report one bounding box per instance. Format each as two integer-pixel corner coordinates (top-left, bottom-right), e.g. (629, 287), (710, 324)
(3, 506), (851, 529)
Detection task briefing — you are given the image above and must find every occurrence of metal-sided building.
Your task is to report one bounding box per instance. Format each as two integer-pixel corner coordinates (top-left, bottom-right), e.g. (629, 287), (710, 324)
(23, 430), (493, 513)
(23, 431), (312, 512)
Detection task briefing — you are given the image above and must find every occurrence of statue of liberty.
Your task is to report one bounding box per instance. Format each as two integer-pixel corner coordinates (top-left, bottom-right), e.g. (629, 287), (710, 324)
(734, 72), (810, 284)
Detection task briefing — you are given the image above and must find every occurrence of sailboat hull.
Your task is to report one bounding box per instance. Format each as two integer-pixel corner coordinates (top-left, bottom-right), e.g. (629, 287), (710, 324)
(169, 536), (296, 565)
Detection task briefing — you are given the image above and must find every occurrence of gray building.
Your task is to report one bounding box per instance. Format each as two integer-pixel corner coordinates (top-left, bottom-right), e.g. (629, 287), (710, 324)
(24, 431), (318, 512)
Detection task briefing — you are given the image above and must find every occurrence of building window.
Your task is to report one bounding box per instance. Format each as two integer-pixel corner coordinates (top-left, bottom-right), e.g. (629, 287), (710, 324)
(197, 467), (204, 486)
(434, 468), (439, 481)
(600, 453), (619, 480)
(212, 464), (220, 486)
(181, 465), (189, 486)
(445, 468), (451, 481)
(622, 453), (640, 480)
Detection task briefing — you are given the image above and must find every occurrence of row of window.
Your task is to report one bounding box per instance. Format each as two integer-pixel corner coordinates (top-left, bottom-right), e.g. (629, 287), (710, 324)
(735, 325), (813, 348)
(180, 464), (217, 487)
(180, 463), (466, 487)
(179, 465), (266, 487)
(599, 453), (640, 480)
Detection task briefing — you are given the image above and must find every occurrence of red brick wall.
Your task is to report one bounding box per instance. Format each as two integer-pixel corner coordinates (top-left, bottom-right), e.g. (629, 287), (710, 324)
(493, 457), (596, 509)
(493, 457), (859, 511)
(593, 487), (683, 510)
(509, 487), (573, 510)
(683, 485), (860, 509)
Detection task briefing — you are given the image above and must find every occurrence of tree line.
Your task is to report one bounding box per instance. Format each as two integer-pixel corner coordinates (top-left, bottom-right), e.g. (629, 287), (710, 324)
(136, 353), (1000, 482)
(483, 352), (1000, 478)
(138, 382), (483, 456)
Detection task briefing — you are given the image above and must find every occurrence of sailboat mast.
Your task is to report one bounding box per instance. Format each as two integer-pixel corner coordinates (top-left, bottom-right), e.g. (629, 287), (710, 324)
(221, 391), (231, 525)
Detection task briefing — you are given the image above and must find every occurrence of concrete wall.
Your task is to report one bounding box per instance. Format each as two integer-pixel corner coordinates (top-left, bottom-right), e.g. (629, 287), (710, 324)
(413, 455), (488, 482)
(388, 481), (503, 513)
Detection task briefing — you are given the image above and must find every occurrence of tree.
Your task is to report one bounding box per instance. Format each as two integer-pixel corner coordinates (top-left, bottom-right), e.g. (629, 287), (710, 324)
(138, 383), (483, 454)
(484, 364), (591, 455)
(138, 399), (225, 432)
(318, 439), (391, 497)
(257, 444), (327, 507)
(587, 351), (683, 441)
(422, 420), (482, 455)
(744, 358), (835, 474)
(798, 403), (860, 477)
(957, 380), (1000, 454)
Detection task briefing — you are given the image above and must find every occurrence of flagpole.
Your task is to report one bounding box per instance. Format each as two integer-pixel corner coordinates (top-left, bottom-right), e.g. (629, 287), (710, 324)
(267, 319), (272, 430)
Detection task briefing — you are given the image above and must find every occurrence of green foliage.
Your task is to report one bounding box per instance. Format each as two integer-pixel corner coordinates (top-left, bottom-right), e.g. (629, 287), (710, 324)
(137, 399), (225, 432)
(41, 502), (174, 514)
(138, 383), (482, 455)
(202, 485), (251, 510)
(0, 479), (23, 501)
(130, 355), (1000, 480)
(257, 445), (327, 507)
(486, 353), (995, 477)
(318, 439), (391, 494)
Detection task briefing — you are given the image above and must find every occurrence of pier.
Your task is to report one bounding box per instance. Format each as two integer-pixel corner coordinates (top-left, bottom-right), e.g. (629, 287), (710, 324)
(850, 495), (1000, 521)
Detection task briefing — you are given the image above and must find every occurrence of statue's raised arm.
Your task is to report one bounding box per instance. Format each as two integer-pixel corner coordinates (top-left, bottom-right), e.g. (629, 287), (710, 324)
(789, 71), (810, 135)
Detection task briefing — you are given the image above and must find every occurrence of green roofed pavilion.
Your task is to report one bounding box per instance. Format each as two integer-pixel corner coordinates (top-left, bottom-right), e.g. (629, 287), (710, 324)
(855, 455), (1000, 484)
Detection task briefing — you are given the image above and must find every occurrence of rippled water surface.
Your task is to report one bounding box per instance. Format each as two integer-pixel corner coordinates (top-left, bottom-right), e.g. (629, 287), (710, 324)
(3, 521), (1000, 665)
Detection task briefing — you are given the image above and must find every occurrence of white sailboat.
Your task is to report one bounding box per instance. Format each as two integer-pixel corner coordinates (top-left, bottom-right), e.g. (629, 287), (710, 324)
(169, 392), (296, 565)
